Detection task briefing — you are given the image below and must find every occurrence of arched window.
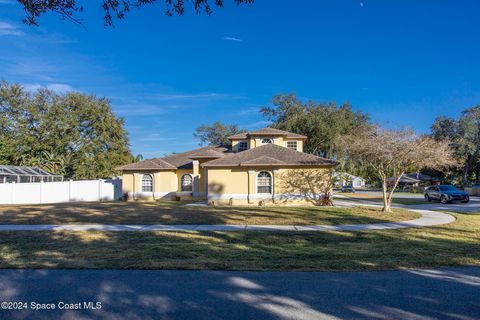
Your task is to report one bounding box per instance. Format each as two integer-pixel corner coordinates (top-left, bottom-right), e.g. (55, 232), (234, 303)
(261, 138), (273, 144)
(181, 174), (193, 192)
(142, 174), (153, 192)
(257, 171), (272, 194)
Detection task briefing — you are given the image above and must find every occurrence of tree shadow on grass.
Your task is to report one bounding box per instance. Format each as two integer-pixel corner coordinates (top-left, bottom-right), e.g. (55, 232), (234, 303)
(0, 202), (418, 226)
(0, 213), (478, 318)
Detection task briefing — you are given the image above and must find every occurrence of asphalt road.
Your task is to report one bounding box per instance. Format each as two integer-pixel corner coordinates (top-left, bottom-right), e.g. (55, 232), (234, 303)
(0, 268), (479, 320)
(337, 190), (480, 213)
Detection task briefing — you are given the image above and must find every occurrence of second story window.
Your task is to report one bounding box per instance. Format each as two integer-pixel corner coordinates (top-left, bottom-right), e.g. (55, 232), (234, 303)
(261, 138), (273, 144)
(238, 141), (248, 152)
(287, 141), (297, 151)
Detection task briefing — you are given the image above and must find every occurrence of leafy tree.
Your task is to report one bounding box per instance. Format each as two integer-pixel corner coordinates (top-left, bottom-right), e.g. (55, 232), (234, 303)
(338, 126), (456, 212)
(132, 154), (144, 162)
(18, 0), (254, 26)
(260, 94), (370, 158)
(431, 106), (480, 185)
(0, 81), (132, 179)
(194, 121), (245, 146)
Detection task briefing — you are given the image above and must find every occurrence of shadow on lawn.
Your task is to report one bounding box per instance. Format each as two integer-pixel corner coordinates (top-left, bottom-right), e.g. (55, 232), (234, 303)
(0, 211), (477, 271)
(0, 215), (479, 319)
(0, 201), (416, 225)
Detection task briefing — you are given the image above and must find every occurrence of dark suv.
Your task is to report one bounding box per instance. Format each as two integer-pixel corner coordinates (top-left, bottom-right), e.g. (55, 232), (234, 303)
(424, 185), (469, 204)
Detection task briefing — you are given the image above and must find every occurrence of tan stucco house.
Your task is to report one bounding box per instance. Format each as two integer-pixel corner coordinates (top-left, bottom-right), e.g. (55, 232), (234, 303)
(117, 128), (338, 205)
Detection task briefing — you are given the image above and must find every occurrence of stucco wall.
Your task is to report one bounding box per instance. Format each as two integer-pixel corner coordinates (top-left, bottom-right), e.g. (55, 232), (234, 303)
(207, 168), (249, 195)
(207, 166), (333, 205)
(122, 171), (179, 194)
(121, 165), (332, 205)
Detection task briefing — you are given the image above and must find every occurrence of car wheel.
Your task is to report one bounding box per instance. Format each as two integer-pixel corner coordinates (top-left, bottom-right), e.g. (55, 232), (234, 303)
(425, 194), (431, 202)
(440, 195), (448, 204)
(462, 199), (470, 203)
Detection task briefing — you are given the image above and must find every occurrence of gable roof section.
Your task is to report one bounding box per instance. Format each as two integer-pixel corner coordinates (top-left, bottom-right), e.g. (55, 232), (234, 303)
(241, 156), (287, 166)
(202, 144), (337, 167)
(188, 148), (225, 159)
(117, 158), (176, 170)
(117, 146), (231, 171)
(228, 127), (307, 140)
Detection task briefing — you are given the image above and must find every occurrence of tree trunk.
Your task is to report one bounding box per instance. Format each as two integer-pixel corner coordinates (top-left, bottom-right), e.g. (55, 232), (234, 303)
(381, 177), (391, 213)
(382, 172), (403, 213)
(462, 156), (473, 185)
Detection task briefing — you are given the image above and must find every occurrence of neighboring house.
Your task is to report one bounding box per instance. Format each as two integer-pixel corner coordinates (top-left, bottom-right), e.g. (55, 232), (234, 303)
(387, 172), (439, 188)
(117, 128), (338, 205)
(333, 172), (366, 188)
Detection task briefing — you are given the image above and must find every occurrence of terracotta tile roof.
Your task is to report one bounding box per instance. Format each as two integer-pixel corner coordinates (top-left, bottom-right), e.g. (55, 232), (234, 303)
(241, 156), (287, 166)
(163, 146), (231, 169)
(202, 144), (337, 167)
(116, 158), (176, 170)
(117, 146), (231, 171)
(188, 149), (225, 159)
(228, 127), (307, 140)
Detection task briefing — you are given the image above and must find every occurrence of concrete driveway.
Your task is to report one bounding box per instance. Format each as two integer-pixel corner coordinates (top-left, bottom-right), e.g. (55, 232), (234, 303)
(0, 268), (479, 320)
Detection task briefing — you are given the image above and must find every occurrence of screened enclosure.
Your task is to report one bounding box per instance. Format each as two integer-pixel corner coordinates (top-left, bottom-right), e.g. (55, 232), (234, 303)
(0, 165), (63, 183)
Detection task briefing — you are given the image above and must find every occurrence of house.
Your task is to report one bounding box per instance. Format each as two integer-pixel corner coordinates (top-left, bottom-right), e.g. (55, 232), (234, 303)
(117, 128), (338, 206)
(387, 172), (439, 188)
(333, 172), (366, 188)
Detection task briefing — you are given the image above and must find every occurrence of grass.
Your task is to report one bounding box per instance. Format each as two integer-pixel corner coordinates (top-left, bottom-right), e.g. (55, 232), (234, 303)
(339, 192), (427, 205)
(0, 201), (418, 225)
(0, 211), (479, 271)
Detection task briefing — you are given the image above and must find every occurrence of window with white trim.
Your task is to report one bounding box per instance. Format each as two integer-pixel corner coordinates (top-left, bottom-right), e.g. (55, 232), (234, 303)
(287, 141), (297, 150)
(238, 141), (248, 152)
(181, 174), (193, 192)
(142, 174), (153, 192)
(257, 171), (272, 194)
(261, 138), (273, 144)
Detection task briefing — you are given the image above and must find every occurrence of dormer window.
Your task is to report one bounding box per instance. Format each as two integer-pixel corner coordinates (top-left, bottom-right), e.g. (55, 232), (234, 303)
(287, 141), (297, 151)
(238, 141), (248, 152)
(261, 138), (273, 144)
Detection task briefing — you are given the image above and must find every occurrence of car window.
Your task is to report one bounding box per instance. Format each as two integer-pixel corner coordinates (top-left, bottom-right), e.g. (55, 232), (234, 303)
(439, 185), (458, 191)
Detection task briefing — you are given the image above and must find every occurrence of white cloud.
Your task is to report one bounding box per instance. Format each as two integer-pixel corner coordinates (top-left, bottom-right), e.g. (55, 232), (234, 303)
(244, 120), (272, 129)
(238, 106), (261, 115)
(0, 21), (24, 36)
(6, 61), (57, 81)
(150, 93), (241, 101)
(222, 36), (243, 42)
(23, 83), (74, 93)
(45, 83), (74, 93)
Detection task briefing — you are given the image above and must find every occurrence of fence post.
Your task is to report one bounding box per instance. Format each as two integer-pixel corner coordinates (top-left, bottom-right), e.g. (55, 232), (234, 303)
(69, 179), (73, 202)
(98, 179), (103, 201)
(40, 180), (44, 204)
(11, 182), (15, 204)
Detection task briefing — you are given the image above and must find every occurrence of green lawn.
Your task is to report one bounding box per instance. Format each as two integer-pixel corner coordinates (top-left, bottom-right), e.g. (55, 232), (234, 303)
(0, 211), (477, 271)
(0, 201), (418, 225)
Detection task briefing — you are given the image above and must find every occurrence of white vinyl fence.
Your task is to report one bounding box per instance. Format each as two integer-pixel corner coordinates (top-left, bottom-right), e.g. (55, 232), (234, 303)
(0, 179), (122, 205)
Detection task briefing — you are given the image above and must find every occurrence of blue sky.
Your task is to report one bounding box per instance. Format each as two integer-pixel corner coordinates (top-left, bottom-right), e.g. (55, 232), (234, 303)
(1, 0), (479, 157)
